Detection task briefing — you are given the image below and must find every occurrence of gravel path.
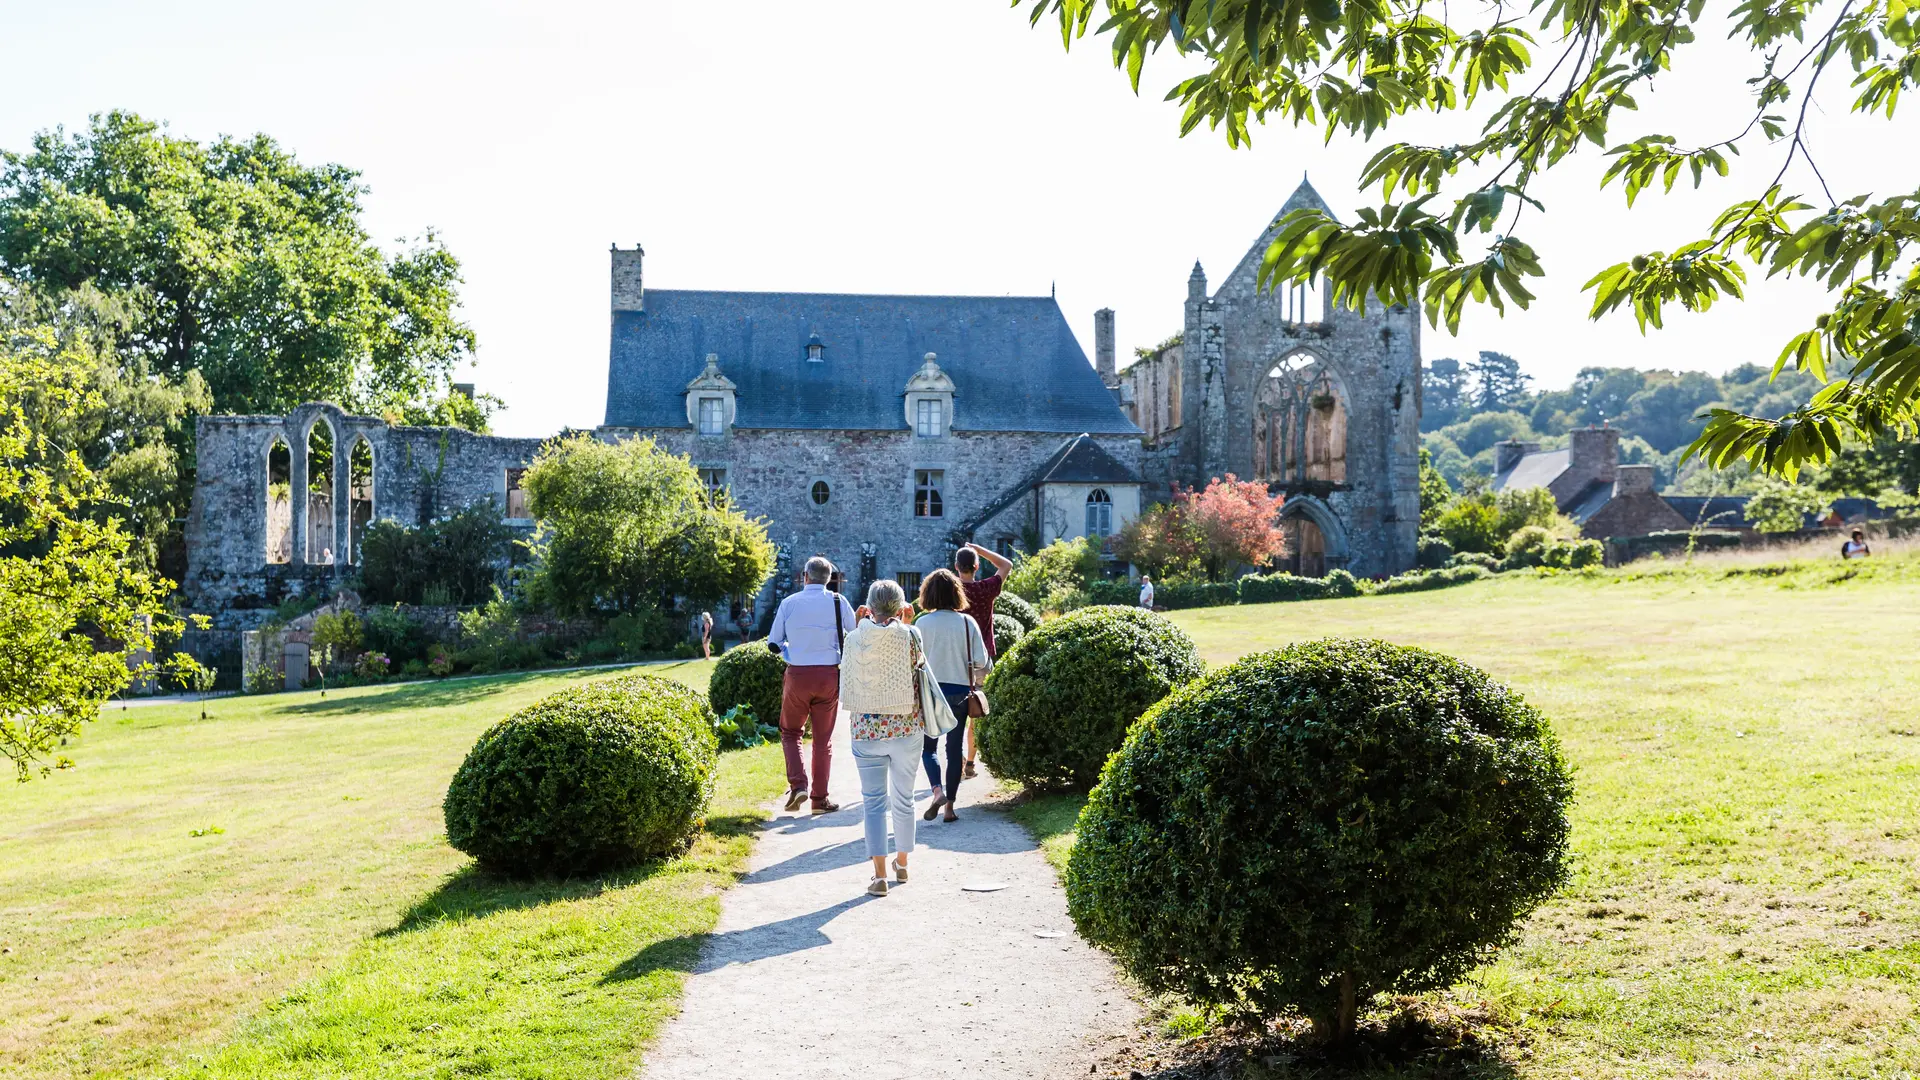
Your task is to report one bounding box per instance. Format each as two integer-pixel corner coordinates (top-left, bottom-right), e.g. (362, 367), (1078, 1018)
(640, 713), (1141, 1079)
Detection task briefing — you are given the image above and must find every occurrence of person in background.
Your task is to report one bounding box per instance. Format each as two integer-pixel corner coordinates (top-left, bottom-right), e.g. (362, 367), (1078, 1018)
(698, 610), (714, 660)
(953, 541), (1013, 778)
(767, 557), (856, 814)
(1843, 529), (1872, 559)
(914, 569), (989, 823)
(1138, 574), (1156, 610)
(838, 579), (924, 896)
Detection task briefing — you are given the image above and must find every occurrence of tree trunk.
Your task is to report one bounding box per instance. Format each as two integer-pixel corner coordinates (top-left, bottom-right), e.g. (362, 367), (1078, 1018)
(1336, 971), (1358, 1043)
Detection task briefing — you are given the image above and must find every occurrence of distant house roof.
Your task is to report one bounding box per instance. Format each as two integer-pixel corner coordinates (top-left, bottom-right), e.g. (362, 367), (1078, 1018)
(605, 290), (1141, 436)
(1492, 447), (1569, 493)
(1563, 480), (1615, 524)
(1662, 496), (1754, 530)
(1033, 434), (1142, 486)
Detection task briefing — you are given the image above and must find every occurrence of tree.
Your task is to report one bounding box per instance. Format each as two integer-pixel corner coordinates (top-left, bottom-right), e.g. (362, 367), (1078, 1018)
(0, 111), (479, 421)
(1005, 536), (1106, 609)
(1817, 434), (1920, 498)
(519, 434), (775, 615)
(1108, 501), (1204, 582)
(1467, 351), (1531, 411)
(1419, 446), (1453, 529)
(1421, 356), (1469, 430)
(1024, 0), (1920, 476)
(1, 312), (198, 780)
(1178, 474), (1287, 581)
(1745, 475), (1831, 532)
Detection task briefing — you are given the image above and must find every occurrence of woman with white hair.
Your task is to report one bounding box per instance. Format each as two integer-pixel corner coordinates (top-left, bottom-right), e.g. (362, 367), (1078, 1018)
(838, 579), (924, 896)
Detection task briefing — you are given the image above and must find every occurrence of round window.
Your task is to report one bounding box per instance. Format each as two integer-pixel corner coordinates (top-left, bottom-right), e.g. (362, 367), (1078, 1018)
(810, 480), (831, 506)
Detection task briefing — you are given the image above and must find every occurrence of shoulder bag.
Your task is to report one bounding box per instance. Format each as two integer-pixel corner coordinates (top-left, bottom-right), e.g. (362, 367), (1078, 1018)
(914, 624), (959, 739)
(963, 615), (990, 718)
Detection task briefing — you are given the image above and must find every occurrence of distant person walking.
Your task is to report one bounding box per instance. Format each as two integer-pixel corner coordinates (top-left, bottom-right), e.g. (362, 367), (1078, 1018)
(839, 579), (924, 896)
(698, 610), (714, 660)
(914, 570), (989, 823)
(1843, 529), (1872, 559)
(953, 542), (1013, 778)
(767, 557), (856, 814)
(1138, 575), (1155, 610)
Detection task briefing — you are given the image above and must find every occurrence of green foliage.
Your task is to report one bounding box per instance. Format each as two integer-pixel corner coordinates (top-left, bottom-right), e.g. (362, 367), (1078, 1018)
(357, 502), (514, 607)
(1450, 551), (1502, 571)
(1004, 536), (1104, 611)
(1026, 0), (1920, 477)
(1433, 496), (1505, 556)
(993, 592), (1041, 634)
(0, 111), (477, 419)
(708, 646), (786, 739)
(1064, 638), (1574, 1041)
(1418, 446), (1452, 529)
(992, 612), (1025, 656)
(309, 611), (363, 653)
(1370, 564), (1495, 594)
(1416, 533), (1455, 569)
(520, 434), (775, 615)
(454, 594), (541, 674)
(712, 705), (772, 751)
(353, 652), (390, 681)
(362, 605), (429, 666)
(978, 606), (1204, 791)
(1745, 475), (1833, 532)
(0, 313), (198, 778)
(443, 674), (718, 877)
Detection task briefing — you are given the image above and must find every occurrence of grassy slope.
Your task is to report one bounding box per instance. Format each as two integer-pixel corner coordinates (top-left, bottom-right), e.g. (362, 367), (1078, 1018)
(1015, 557), (1920, 1078)
(0, 658), (770, 1080)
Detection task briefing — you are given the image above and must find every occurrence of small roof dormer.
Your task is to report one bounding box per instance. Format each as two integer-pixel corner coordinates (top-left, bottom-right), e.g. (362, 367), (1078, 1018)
(904, 352), (955, 438)
(685, 353), (737, 437)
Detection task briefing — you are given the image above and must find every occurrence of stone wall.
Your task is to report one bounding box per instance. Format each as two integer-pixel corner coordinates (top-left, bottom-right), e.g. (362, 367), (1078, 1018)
(184, 402), (545, 631)
(623, 425), (1142, 615)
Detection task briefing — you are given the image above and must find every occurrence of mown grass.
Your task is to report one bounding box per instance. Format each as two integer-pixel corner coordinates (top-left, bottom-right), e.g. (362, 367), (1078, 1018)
(0, 657), (770, 1080)
(1009, 551), (1920, 1078)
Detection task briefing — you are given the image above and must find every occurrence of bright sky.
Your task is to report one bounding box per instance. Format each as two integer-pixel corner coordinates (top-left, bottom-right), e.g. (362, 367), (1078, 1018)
(2, 0), (1905, 437)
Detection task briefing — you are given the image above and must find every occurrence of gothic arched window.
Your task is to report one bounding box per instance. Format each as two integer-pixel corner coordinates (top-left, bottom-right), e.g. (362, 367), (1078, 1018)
(1254, 352), (1347, 485)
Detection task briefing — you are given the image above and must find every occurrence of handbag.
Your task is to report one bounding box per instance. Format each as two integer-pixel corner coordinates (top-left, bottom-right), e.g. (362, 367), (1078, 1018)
(963, 616), (990, 719)
(914, 626), (959, 738)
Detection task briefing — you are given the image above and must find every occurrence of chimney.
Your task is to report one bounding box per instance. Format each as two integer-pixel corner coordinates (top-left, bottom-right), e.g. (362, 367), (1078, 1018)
(611, 244), (645, 312)
(1613, 463), (1656, 497)
(1094, 308), (1116, 386)
(1493, 439), (1538, 476)
(1569, 425), (1621, 485)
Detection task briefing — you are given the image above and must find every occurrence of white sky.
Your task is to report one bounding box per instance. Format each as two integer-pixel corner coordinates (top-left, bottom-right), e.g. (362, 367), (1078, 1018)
(2, 0), (1907, 437)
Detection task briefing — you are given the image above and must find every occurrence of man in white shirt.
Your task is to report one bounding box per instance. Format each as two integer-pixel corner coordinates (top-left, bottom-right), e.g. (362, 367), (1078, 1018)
(1138, 575), (1155, 610)
(767, 557), (857, 813)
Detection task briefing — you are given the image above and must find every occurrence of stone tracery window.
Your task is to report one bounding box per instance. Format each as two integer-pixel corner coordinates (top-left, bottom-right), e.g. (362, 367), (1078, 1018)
(1254, 351), (1347, 485)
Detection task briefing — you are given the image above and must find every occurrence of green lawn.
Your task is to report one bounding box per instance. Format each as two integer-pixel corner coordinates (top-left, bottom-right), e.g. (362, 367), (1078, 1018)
(0, 657), (787, 1080)
(1011, 554), (1920, 1078)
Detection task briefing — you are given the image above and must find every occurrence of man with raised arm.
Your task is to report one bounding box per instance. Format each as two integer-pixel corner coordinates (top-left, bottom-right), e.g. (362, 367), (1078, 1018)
(952, 541), (1013, 778)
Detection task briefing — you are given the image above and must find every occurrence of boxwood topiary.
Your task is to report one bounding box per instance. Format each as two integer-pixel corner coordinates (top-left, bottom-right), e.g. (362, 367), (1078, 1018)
(978, 605), (1203, 790)
(443, 673), (718, 876)
(709, 644), (786, 732)
(991, 612), (1024, 656)
(993, 592), (1040, 634)
(1065, 638), (1573, 1043)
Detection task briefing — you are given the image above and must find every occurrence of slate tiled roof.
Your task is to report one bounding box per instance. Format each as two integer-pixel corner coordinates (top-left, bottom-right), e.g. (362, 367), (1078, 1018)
(1033, 434), (1143, 485)
(1562, 480), (1615, 524)
(1492, 448), (1570, 493)
(605, 291), (1141, 435)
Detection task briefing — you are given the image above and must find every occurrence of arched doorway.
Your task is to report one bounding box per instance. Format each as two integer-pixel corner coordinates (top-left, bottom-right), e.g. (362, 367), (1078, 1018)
(1286, 516), (1327, 578)
(1255, 351), (1347, 485)
(1278, 496), (1348, 578)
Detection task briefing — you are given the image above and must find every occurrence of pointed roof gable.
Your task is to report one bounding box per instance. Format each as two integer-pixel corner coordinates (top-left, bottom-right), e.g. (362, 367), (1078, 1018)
(1222, 175), (1338, 293)
(1034, 433), (1142, 485)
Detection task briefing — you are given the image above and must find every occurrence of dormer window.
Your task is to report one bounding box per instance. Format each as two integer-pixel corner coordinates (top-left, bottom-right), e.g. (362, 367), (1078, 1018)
(684, 353), (737, 438)
(903, 352), (955, 439)
(805, 333), (825, 362)
(697, 397), (725, 435)
(914, 398), (944, 438)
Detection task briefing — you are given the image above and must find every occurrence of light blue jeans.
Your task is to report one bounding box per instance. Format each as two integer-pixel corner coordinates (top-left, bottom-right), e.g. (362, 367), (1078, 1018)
(852, 734), (920, 859)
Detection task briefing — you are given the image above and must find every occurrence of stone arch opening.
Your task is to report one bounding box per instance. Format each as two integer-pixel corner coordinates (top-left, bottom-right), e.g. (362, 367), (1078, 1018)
(1279, 495), (1348, 578)
(306, 418), (335, 565)
(1255, 350), (1347, 485)
(266, 437), (292, 564)
(348, 436), (375, 564)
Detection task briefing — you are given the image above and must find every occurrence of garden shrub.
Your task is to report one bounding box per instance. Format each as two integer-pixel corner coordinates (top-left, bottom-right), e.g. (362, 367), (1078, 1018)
(1154, 580), (1241, 610)
(1369, 564), (1491, 595)
(709, 645), (786, 734)
(1079, 579), (1139, 607)
(1005, 537), (1102, 610)
(443, 673), (718, 876)
(362, 604), (429, 666)
(1239, 572), (1331, 604)
(354, 651), (391, 680)
(358, 501), (514, 606)
(1323, 568), (1362, 597)
(1450, 551), (1501, 571)
(712, 705), (771, 750)
(1416, 534), (1455, 570)
(455, 595), (551, 673)
(978, 606), (1203, 790)
(994, 592), (1040, 634)
(1065, 638), (1574, 1042)
(992, 612), (1024, 656)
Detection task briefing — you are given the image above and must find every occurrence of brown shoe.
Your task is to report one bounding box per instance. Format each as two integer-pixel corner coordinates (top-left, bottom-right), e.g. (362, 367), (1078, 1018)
(811, 799), (840, 814)
(783, 789), (806, 812)
(962, 760), (978, 780)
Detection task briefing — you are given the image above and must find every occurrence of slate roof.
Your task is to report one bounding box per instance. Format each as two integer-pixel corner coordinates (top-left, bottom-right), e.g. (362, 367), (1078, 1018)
(1492, 448), (1570, 493)
(605, 290), (1141, 435)
(1033, 434), (1143, 486)
(1562, 480), (1615, 525)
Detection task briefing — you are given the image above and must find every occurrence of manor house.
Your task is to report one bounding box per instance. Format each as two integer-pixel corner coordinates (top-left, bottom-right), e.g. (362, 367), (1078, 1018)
(182, 179), (1419, 639)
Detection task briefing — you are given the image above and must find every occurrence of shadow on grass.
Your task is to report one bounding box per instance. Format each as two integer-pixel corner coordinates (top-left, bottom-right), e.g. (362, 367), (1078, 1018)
(285, 676), (523, 715)
(1116, 1003), (1524, 1080)
(377, 859), (680, 937)
(600, 895), (872, 984)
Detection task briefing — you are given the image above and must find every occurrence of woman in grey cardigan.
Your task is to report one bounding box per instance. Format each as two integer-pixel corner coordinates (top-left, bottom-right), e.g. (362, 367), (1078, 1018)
(838, 579), (923, 896)
(913, 570), (989, 822)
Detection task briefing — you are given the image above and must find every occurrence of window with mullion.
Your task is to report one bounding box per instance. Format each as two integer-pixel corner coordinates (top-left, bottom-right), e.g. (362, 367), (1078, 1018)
(914, 469), (945, 518)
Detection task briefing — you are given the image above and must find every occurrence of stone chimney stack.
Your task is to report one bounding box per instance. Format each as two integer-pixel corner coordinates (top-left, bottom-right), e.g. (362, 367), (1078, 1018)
(1493, 439), (1538, 476)
(1093, 308), (1116, 386)
(1569, 425), (1621, 485)
(611, 244), (645, 312)
(1613, 463), (1656, 497)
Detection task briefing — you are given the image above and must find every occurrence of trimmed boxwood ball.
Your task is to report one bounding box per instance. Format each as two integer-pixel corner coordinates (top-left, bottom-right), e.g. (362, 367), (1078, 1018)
(444, 673), (718, 877)
(978, 605), (1203, 790)
(1065, 638), (1573, 1043)
(991, 612), (1024, 656)
(708, 644), (786, 732)
(993, 592), (1040, 634)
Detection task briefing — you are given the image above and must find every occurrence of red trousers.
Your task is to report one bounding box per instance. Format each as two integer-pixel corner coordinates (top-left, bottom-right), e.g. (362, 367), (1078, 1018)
(780, 664), (838, 805)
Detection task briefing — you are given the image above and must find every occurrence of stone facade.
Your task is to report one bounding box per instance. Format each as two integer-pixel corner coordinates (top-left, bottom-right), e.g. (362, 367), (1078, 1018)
(1120, 180), (1423, 578)
(184, 401), (544, 632)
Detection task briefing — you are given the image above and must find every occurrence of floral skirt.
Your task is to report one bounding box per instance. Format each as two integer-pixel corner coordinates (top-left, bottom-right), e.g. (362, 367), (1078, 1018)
(850, 710), (919, 741)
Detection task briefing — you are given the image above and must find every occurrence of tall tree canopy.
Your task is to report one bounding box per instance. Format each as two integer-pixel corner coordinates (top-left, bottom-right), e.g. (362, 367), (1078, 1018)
(1023, 0), (1920, 476)
(0, 111), (478, 419)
